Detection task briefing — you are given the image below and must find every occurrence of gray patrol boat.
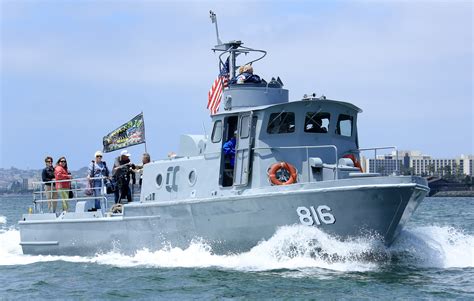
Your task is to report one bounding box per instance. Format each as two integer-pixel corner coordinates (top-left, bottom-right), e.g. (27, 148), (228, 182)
(19, 16), (429, 256)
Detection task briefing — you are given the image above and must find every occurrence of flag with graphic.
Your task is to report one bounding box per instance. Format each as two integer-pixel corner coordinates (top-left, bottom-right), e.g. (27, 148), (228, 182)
(207, 58), (229, 115)
(103, 113), (146, 153)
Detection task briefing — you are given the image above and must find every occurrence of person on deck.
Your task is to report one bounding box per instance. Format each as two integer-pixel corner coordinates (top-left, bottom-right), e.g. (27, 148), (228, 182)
(113, 150), (135, 204)
(235, 64), (261, 84)
(223, 131), (237, 168)
(87, 151), (110, 211)
(42, 156), (57, 213)
(54, 156), (71, 212)
(222, 131), (237, 186)
(134, 152), (151, 187)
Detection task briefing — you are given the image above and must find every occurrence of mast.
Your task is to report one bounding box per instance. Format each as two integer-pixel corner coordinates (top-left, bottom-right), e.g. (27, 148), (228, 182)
(209, 11), (266, 79)
(209, 10), (241, 78)
(209, 10), (222, 45)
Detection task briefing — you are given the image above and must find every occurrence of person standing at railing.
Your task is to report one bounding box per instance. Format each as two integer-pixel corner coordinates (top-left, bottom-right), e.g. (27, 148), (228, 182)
(87, 151), (110, 211)
(54, 156), (71, 212)
(42, 156), (57, 213)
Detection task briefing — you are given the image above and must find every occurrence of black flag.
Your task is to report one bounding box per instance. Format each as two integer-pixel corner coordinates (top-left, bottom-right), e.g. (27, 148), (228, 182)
(103, 113), (146, 153)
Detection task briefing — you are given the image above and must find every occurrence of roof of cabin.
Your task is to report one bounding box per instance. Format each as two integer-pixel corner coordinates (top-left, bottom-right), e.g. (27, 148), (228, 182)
(213, 98), (363, 116)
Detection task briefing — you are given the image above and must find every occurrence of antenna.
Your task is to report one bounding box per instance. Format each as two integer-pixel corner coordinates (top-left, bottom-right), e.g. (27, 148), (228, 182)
(202, 121), (208, 139)
(209, 10), (222, 45)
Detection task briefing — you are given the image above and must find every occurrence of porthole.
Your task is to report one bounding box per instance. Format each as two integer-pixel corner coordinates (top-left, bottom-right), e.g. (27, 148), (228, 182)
(156, 173), (163, 188)
(188, 169), (197, 186)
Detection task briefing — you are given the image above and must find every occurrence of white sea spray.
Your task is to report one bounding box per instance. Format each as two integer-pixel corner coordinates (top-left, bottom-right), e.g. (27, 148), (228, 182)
(390, 226), (474, 268)
(1, 224), (472, 270)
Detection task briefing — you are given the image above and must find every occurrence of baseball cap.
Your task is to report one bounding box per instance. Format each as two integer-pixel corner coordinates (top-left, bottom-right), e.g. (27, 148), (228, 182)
(120, 150), (131, 157)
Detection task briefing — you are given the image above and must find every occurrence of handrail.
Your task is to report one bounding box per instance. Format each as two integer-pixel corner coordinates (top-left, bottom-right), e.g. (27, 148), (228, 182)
(32, 187), (97, 195)
(32, 176), (106, 185)
(357, 146), (399, 175)
(33, 195), (106, 204)
(32, 176), (110, 214)
(253, 144), (339, 181)
(217, 46), (267, 79)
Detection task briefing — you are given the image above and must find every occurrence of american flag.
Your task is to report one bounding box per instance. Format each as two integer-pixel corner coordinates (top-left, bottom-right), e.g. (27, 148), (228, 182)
(207, 59), (229, 115)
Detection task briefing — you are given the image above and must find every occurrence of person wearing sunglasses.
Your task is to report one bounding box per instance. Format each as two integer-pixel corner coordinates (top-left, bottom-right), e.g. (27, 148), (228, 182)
(42, 156), (57, 213)
(87, 151), (110, 211)
(54, 156), (72, 212)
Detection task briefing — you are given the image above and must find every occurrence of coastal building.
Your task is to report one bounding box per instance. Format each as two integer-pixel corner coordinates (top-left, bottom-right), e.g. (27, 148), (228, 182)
(22, 178), (29, 191)
(461, 154), (474, 176)
(362, 151), (474, 177)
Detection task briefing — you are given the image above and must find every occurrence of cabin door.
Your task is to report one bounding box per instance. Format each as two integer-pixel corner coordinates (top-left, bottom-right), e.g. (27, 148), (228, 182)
(234, 112), (256, 186)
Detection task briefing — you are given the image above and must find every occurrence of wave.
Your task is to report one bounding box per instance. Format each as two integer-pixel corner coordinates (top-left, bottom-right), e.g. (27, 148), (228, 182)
(0, 215), (6, 225)
(93, 226), (384, 272)
(390, 226), (474, 268)
(0, 225), (472, 271)
(0, 229), (90, 266)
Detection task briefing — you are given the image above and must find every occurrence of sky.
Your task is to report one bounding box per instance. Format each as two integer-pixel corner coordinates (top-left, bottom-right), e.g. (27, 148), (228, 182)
(0, 0), (472, 170)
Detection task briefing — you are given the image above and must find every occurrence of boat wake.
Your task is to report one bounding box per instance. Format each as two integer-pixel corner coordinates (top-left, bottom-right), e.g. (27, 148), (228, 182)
(0, 224), (472, 272)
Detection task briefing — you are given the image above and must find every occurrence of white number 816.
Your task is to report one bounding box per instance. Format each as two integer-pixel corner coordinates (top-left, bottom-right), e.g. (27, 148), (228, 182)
(296, 205), (336, 226)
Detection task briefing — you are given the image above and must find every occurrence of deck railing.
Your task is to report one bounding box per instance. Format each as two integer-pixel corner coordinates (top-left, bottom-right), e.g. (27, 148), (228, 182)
(356, 146), (399, 175)
(31, 177), (109, 214)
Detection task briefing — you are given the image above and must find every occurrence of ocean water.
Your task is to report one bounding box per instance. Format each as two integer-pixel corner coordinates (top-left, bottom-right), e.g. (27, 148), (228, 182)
(0, 196), (473, 300)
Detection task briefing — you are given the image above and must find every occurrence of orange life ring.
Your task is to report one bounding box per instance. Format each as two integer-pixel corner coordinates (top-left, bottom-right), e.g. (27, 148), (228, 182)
(268, 162), (298, 185)
(343, 154), (363, 172)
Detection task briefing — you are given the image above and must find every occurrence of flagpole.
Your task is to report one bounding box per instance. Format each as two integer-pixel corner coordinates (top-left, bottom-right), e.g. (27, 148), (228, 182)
(142, 111), (148, 153)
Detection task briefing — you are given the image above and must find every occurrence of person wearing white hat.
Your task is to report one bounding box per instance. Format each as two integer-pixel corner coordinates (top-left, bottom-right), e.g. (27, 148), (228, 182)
(120, 150), (131, 157)
(112, 150), (135, 204)
(87, 150), (110, 211)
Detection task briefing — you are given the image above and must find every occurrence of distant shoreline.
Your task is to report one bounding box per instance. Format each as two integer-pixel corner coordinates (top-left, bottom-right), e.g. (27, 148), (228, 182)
(430, 191), (474, 197)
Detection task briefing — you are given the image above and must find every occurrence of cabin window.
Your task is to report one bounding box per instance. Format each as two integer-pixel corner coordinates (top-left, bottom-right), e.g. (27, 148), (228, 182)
(304, 112), (330, 133)
(336, 114), (353, 137)
(211, 120), (222, 143)
(267, 112), (295, 134)
(240, 115), (250, 138)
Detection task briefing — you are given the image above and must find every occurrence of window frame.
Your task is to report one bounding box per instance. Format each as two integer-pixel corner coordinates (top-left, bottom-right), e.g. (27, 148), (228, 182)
(304, 111), (331, 134)
(211, 120), (223, 143)
(336, 114), (354, 137)
(239, 115), (250, 139)
(266, 112), (296, 135)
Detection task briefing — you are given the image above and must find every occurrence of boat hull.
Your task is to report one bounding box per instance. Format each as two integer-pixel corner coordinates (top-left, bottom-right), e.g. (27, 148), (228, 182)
(19, 177), (429, 255)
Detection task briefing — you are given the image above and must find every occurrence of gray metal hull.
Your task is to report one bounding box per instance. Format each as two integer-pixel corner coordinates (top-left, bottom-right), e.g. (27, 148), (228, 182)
(19, 177), (428, 255)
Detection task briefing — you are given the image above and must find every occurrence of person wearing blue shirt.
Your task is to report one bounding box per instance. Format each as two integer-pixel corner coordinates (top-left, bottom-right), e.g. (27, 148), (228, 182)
(229, 64), (262, 85)
(223, 132), (237, 167)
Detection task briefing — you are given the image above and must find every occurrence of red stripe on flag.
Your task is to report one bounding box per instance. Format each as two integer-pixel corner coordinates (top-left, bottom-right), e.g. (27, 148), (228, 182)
(208, 76), (225, 115)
